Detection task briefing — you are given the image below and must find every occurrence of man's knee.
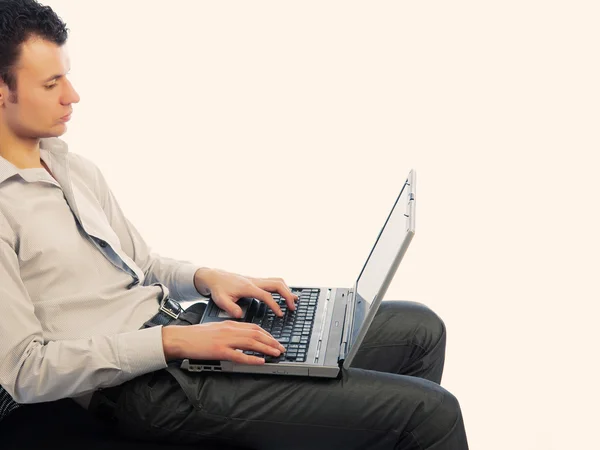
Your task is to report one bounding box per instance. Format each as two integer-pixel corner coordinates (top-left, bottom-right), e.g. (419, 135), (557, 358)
(408, 387), (464, 446)
(433, 389), (462, 432)
(380, 301), (446, 348)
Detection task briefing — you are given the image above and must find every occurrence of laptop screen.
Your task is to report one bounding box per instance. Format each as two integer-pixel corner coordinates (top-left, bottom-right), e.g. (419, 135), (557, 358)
(354, 177), (412, 313)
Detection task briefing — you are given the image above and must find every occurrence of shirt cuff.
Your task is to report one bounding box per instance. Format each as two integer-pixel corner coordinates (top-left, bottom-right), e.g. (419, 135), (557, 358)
(116, 326), (168, 378)
(173, 264), (210, 300)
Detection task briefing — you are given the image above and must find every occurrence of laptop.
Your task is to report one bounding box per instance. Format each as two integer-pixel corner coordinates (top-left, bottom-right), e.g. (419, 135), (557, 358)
(180, 169), (416, 378)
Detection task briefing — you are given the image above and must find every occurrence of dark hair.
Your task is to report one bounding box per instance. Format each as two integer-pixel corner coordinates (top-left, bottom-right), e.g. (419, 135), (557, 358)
(0, 0), (69, 92)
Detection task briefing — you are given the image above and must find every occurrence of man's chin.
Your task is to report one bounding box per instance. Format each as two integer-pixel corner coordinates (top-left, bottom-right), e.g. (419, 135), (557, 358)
(44, 125), (68, 137)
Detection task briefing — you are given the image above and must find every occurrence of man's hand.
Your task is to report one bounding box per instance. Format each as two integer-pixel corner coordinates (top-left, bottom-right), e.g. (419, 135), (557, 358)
(193, 268), (299, 318)
(162, 321), (287, 364)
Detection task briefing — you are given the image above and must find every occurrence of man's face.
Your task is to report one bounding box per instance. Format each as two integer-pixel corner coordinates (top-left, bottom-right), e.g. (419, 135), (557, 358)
(0, 36), (80, 139)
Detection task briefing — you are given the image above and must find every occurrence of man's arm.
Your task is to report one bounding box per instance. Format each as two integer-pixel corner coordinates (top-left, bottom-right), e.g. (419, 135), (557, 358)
(82, 155), (211, 299)
(0, 216), (168, 404)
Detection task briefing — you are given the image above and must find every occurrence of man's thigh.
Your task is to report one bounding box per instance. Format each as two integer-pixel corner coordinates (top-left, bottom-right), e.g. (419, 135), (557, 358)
(112, 300), (460, 449)
(351, 300), (446, 382)
(115, 363), (460, 450)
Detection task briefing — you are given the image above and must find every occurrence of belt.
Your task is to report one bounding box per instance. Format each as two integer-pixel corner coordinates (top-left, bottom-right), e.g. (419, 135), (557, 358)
(141, 295), (207, 329)
(141, 294), (185, 328)
(89, 290), (208, 426)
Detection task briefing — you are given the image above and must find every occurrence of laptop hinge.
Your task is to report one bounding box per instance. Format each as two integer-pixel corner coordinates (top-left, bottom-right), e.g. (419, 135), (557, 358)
(338, 289), (354, 362)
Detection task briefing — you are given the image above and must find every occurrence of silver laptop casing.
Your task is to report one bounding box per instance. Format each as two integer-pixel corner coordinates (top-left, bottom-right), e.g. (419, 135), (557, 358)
(180, 170), (416, 378)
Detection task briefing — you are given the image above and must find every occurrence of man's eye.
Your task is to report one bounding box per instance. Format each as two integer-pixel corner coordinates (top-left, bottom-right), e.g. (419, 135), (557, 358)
(45, 84), (57, 90)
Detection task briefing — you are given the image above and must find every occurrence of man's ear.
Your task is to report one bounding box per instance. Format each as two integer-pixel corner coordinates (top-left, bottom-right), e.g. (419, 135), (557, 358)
(0, 82), (6, 107)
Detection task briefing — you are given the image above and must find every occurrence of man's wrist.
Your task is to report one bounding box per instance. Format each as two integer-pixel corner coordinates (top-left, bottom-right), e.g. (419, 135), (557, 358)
(162, 325), (183, 361)
(193, 267), (214, 297)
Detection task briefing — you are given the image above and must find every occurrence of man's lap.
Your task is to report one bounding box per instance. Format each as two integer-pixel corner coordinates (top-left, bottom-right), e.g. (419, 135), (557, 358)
(115, 362), (452, 449)
(109, 300), (459, 449)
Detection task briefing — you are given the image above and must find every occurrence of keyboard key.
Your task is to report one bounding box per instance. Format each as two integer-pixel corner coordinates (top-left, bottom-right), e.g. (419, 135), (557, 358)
(264, 356), (281, 363)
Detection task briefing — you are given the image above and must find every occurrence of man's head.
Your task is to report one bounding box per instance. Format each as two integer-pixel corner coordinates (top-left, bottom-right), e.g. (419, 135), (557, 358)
(0, 0), (79, 146)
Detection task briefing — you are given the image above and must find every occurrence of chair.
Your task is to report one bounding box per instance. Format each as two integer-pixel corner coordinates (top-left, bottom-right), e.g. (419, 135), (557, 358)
(0, 397), (254, 450)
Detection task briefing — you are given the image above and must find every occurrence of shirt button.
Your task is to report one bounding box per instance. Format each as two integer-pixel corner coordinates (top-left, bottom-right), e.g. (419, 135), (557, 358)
(99, 240), (107, 248)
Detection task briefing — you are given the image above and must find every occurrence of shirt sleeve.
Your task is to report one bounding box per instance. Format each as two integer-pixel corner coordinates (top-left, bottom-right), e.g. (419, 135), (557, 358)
(83, 156), (211, 299)
(0, 215), (167, 404)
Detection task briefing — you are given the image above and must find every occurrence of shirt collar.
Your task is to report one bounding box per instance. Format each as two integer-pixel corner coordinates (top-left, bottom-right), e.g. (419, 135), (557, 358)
(0, 137), (69, 186)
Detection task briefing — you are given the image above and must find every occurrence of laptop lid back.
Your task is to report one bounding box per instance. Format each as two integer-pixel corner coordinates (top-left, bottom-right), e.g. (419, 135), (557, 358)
(341, 170), (416, 369)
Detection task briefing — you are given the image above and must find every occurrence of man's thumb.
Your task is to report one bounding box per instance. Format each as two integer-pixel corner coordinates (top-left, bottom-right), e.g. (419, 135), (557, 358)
(221, 300), (243, 319)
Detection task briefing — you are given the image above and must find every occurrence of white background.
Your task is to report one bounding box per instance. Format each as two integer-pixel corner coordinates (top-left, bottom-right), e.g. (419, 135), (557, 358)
(46, 1), (599, 448)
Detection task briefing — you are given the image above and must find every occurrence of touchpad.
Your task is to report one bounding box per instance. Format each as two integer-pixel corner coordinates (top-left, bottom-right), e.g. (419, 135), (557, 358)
(216, 297), (254, 319)
(218, 302), (250, 318)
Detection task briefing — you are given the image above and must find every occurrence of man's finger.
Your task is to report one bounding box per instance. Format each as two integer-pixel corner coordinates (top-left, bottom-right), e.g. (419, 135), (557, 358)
(250, 285), (284, 317)
(224, 349), (265, 365)
(232, 336), (282, 357)
(226, 321), (277, 340)
(214, 295), (243, 318)
(253, 278), (299, 312)
(240, 327), (286, 352)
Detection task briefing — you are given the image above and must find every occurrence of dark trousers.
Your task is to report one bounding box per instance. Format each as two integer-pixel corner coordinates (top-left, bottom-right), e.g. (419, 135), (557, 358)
(95, 301), (469, 449)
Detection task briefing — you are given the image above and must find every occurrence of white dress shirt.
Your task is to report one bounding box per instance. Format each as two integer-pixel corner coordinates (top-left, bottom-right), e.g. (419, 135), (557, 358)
(0, 137), (206, 409)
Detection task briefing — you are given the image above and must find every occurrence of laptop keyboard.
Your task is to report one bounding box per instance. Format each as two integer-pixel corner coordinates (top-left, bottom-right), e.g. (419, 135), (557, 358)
(243, 288), (320, 363)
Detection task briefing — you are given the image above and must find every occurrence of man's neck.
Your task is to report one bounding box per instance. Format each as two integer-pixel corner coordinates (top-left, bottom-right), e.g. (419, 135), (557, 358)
(0, 133), (43, 169)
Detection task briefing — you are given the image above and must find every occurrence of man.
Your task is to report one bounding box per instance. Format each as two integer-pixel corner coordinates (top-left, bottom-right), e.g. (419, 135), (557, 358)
(0, 1), (469, 448)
